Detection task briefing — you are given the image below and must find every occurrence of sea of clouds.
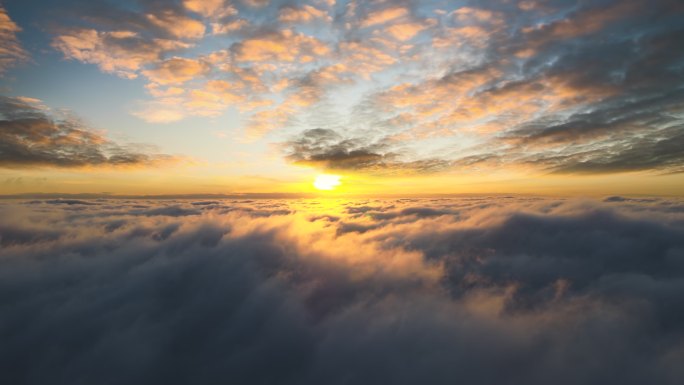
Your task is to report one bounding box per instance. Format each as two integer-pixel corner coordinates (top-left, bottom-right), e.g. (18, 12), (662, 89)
(1, 196), (684, 385)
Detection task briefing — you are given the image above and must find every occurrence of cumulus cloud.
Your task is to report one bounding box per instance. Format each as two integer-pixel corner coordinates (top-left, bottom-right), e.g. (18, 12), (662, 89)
(1, 196), (683, 384)
(0, 96), (175, 168)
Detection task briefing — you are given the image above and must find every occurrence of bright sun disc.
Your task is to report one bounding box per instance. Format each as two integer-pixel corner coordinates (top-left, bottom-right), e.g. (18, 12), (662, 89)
(313, 174), (341, 191)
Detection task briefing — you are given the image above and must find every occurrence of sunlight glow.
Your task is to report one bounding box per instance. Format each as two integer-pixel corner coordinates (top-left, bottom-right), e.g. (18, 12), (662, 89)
(313, 174), (341, 191)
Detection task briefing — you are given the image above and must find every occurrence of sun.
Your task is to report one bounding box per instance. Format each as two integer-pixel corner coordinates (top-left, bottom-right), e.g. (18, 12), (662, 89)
(313, 174), (341, 191)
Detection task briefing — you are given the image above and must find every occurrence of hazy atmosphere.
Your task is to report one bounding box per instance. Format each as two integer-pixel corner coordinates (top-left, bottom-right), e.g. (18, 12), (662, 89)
(1, 0), (683, 384)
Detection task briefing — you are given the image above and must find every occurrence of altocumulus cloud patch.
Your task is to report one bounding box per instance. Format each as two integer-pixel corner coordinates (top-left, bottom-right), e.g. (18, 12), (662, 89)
(1, 197), (684, 385)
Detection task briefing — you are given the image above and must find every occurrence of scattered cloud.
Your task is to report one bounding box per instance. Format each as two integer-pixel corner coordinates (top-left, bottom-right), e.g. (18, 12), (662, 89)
(34, 0), (684, 172)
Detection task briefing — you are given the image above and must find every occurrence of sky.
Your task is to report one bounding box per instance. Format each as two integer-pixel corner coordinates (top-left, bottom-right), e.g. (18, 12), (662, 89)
(2, 2), (684, 381)
(1, 0), (683, 195)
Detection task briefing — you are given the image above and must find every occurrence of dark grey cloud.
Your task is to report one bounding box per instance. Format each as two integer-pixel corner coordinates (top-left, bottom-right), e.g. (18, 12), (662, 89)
(0, 96), (175, 168)
(48, 0), (206, 40)
(546, 126), (684, 174)
(603, 196), (659, 203)
(284, 128), (451, 173)
(1, 197), (684, 384)
(488, 0), (684, 173)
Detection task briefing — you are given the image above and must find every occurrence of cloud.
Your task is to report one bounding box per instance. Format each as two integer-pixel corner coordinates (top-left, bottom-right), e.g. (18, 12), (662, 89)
(131, 97), (189, 123)
(39, 0), (684, 172)
(43, 199), (99, 205)
(284, 128), (451, 173)
(337, 40), (397, 76)
(242, 0), (270, 8)
(282, 64), (353, 107)
(50, 1), (214, 79)
(133, 76), (258, 123)
(384, 21), (429, 41)
(279, 5), (330, 24)
(0, 96), (175, 168)
(231, 29), (330, 63)
(211, 18), (250, 35)
(351, 0), (684, 174)
(357, 5), (434, 42)
(506, 90), (684, 173)
(285, 127), (388, 169)
(549, 128), (684, 174)
(144, 9), (206, 40)
(142, 56), (211, 85)
(360, 6), (409, 28)
(52, 29), (190, 79)
(1, 197), (684, 384)
(0, 6), (29, 75)
(183, 0), (236, 20)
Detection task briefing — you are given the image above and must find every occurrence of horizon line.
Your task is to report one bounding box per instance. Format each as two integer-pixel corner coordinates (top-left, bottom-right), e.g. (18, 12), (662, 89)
(0, 192), (680, 200)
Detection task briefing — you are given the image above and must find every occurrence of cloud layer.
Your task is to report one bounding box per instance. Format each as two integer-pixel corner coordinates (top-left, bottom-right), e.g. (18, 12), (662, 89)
(1, 196), (684, 384)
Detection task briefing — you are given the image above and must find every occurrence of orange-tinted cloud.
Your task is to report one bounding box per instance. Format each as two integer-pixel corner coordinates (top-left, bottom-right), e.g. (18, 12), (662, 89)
(360, 6), (409, 27)
(52, 29), (190, 78)
(142, 57), (211, 85)
(145, 9), (206, 40)
(279, 5), (331, 24)
(232, 29), (330, 63)
(0, 6), (29, 75)
(183, 0), (236, 20)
